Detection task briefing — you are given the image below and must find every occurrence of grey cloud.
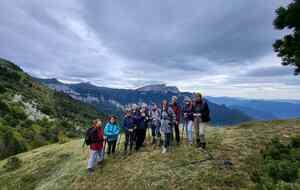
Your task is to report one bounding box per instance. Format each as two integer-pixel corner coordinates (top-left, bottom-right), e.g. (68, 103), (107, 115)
(81, 0), (284, 66)
(0, 0), (299, 99)
(244, 66), (294, 77)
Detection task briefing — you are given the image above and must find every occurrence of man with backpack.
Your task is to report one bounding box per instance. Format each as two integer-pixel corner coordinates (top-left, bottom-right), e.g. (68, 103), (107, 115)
(104, 115), (120, 155)
(171, 96), (181, 144)
(85, 119), (105, 175)
(160, 100), (176, 154)
(192, 92), (210, 149)
(122, 108), (135, 154)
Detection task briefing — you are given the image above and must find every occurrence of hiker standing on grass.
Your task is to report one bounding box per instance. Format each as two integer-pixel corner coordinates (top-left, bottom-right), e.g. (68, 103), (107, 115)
(183, 97), (194, 145)
(140, 103), (150, 145)
(122, 108), (135, 154)
(160, 100), (176, 154)
(131, 104), (139, 147)
(104, 116), (120, 155)
(134, 103), (149, 151)
(149, 102), (161, 145)
(133, 104), (143, 151)
(86, 119), (105, 175)
(192, 93), (210, 149)
(171, 96), (181, 144)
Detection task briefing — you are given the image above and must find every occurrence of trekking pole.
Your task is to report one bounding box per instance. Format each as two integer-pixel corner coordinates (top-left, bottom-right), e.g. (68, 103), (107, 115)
(102, 139), (107, 160)
(181, 122), (185, 141)
(117, 133), (123, 154)
(81, 136), (86, 148)
(147, 127), (150, 144)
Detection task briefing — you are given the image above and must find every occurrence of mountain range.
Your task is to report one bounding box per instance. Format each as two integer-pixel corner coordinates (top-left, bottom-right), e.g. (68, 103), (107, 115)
(38, 78), (300, 124)
(206, 96), (300, 120)
(37, 78), (252, 125)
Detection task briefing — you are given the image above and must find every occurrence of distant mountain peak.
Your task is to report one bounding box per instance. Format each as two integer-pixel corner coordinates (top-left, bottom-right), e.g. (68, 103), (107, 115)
(40, 78), (61, 84)
(136, 84), (180, 93)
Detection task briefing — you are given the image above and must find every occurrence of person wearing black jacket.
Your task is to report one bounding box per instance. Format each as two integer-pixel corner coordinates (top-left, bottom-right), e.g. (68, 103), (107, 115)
(134, 103), (149, 151)
(192, 92), (210, 149)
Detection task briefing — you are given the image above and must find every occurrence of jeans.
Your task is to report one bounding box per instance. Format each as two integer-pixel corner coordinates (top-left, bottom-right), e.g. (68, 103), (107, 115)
(87, 149), (103, 169)
(185, 120), (193, 144)
(194, 117), (205, 144)
(163, 133), (171, 148)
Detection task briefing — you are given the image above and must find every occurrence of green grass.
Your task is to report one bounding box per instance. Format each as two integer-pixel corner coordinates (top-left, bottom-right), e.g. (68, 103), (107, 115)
(0, 118), (300, 190)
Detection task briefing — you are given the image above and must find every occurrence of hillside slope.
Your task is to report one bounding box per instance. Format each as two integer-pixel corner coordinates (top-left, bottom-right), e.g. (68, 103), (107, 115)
(1, 119), (299, 190)
(0, 58), (105, 160)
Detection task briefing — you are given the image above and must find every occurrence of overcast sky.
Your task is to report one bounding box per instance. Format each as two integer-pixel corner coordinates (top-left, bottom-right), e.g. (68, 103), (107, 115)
(1, 0), (299, 99)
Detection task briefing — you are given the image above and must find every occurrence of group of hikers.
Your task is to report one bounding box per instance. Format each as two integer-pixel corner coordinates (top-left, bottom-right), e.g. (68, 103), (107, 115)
(85, 92), (210, 174)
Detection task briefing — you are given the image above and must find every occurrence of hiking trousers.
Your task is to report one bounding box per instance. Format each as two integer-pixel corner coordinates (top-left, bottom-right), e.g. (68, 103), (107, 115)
(124, 131), (134, 151)
(185, 120), (193, 144)
(151, 124), (161, 138)
(107, 140), (117, 155)
(162, 132), (171, 148)
(194, 117), (205, 145)
(87, 149), (103, 169)
(141, 128), (146, 144)
(135, 128), (145, 151)
(174, 123), (180, 143)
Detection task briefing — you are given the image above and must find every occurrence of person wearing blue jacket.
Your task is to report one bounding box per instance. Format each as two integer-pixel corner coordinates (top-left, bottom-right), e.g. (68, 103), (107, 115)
(122, 108), (134, 154)
(104, 115), (120, 155)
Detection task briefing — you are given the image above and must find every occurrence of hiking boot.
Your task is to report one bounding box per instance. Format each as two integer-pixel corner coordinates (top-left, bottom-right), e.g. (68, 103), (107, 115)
(151, 138), (156, 145)
(87, 168), (94, 176)
(161, 147), (167, 154)
(159, 140), (163, 147)
(202, 142), (206, 149)
(196, 139), (201, 148)
(97, 161), (103, 166)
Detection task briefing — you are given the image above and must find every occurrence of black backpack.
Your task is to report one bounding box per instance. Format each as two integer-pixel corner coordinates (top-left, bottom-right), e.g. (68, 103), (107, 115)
(85, 127), (100, 145)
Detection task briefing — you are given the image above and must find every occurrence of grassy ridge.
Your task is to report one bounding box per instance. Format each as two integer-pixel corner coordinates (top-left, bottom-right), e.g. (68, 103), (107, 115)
(0, 58), (105, 159)
(0, 118), (299, 190)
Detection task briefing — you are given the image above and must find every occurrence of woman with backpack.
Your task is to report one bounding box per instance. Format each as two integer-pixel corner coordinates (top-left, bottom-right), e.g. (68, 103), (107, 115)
(192, 92), (210, 149)
(183, 97), (194, 145)
(86, 119), (105, 175)
(149, 102), (161, 145)
(104, 115), (120, 155)
(160, 100), (176, 154)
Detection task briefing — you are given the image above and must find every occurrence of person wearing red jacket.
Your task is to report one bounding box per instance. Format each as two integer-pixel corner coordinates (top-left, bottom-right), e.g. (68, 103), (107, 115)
(171, 96), (181, 144)
(87, 119), (105, 175)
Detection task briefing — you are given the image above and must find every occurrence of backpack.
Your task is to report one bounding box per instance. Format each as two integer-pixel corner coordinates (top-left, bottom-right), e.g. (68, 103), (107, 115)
(85, 127), (100, 145)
